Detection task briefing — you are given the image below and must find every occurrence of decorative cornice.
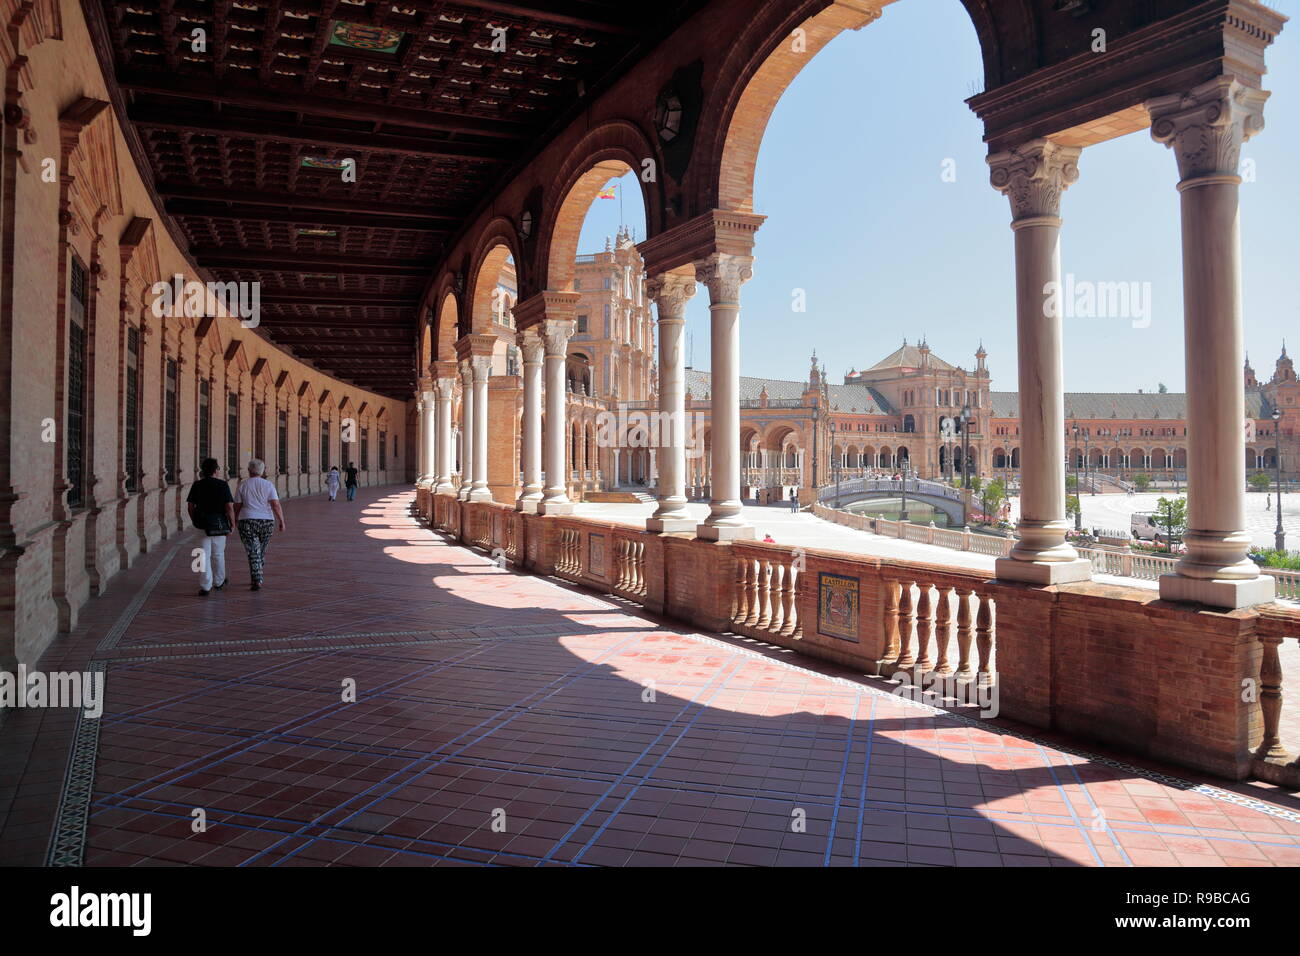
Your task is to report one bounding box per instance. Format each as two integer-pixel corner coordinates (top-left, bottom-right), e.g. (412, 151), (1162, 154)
(510, 289), (581, 330)
(1148, 75), (1267, 182)
(987, 139), (1082, 220)
(637, 209), (766, 277)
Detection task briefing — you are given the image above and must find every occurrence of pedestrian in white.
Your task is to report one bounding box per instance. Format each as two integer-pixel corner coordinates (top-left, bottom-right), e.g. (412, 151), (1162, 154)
(234, 459), (287, 591)
(326, 465), (341, 501)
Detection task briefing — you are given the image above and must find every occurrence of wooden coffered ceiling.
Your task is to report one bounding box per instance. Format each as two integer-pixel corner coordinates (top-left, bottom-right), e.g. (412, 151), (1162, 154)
(88, 0), (704, 397)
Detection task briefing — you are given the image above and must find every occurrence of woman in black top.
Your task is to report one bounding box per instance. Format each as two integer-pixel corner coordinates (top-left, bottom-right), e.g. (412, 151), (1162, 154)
(345, 461), (359, 501)
(185, 458), (236, 596)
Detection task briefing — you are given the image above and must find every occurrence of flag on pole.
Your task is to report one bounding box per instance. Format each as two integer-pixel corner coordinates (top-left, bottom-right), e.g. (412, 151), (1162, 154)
(596, 185), (617, 200)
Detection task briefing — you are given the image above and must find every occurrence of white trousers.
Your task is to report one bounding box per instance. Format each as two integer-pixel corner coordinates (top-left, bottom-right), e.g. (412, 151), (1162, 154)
(201, 534), (228, 590)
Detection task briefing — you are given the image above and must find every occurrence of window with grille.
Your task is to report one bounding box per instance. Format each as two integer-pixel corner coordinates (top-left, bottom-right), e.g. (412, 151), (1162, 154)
(125, 326), (140, 493)
(361, 427), (369, 471)
(320, 419), (330, 472)
(66, 258), (88, 508)
(197, 378), (210, 465)
(254, 402), (266, 462)
(379, 430), (387, 471)
(227, 392), (239, 475)
(164, 358), (178, 484)
(299, 415), (309, 473)
(277, 409), (288, 475)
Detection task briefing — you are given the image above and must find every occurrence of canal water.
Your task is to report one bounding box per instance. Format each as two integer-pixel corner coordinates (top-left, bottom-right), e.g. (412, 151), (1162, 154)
(844, 497), (953, 528)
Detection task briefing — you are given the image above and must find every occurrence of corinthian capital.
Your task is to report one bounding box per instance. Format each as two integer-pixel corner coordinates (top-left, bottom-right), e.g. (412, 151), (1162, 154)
(646, 273), (696, 320)
(458, 359), (474, 386)
(517, 327), (544, 365)
(987, 139), (1082, 220)
(1147, 76), (1268, 182)
(434, 377), (456, 400)
(470, 354), (493, 380)
(540, 318), (575, 358)
(694, 253), (753, 304)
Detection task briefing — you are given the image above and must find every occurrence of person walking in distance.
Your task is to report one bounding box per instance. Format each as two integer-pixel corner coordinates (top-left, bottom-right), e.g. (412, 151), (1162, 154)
(344, 461), (359, 501)
(789, 487), (799, 513)
(234, 459), (286, 591)
(186, 457), (235, 596)
(326, 465), (341, 502)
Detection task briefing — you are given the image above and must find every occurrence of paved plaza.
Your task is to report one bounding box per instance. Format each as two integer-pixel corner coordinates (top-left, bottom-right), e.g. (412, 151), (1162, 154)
(2, 486), (1298, 868)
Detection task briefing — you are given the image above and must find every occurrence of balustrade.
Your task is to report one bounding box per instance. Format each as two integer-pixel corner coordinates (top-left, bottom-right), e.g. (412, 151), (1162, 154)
(731, 542), (802, 642)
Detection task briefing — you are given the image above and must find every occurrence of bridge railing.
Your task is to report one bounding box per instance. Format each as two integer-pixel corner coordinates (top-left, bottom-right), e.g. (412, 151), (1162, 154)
(818, 476), (964, 503)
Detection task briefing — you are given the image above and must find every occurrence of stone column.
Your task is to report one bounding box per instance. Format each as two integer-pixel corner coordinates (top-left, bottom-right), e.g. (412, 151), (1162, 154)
(646, 271), (697, 530)
(694, 253), (754, 540)
(539, 319), (576, 515)
(988, 139), (1090, 584)
(517, 328), (544, 512)
(457, 360), (474, 501)
(420, 390), (437, 485)
(1149, 77), (1273, 608)
(469, 354), (492, 502)
(415, 394), (427, 483)
(434, 376), (455, 495)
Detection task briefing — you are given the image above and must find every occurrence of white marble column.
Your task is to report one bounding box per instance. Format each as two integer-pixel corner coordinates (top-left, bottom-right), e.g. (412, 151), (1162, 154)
(434, 376), (455, 495)
(457, 360), (474, 501)
(646, 273), (695, 532)
(1149, 77), (1273, 608)
(420, 390), (436, 485)
(539, 319), (575, 515)
(989, 139), (1090, 584)
(469, 354), (492, 502)
(517, 328), (544, 512)
(415, 394), (427, 483)
(695, 253), (754, 540)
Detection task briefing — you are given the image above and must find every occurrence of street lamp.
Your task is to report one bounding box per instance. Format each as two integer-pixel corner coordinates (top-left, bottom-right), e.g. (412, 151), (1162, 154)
(1071, 422), (1082, 531)
(1273, 407), (1285, 552)
(900, 458), (909, 523)
(1084, 427), (1094, 495)
(830, 420), (841, 509)
(960, 404), (972, 527)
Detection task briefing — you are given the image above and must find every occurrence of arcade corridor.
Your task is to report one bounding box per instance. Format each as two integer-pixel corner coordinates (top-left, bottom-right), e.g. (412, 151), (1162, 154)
(1, 487), (1297, 867)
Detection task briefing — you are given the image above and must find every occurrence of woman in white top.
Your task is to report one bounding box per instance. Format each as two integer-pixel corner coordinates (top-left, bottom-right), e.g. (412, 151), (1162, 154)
(234, 459), (287, 591)
(326, 465), (341, 501)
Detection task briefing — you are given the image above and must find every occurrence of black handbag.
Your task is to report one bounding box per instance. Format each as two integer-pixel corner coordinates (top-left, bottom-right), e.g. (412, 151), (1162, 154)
(204, 511), (232, 536)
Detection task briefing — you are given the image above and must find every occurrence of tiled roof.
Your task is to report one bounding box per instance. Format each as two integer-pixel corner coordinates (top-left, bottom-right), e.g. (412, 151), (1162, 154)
(827, 383), (892, 414)
(682, 370), (893, 414)
(863, 344), (956, 373)
(993, 390), (1270, 420)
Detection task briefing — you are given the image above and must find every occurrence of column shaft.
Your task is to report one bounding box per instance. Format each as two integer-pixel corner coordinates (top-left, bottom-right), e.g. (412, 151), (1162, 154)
(434, 378), (455, 495)
(469, 356), (492, 502)
(540, 320), (575, 514)
(457, 362), (474, 501)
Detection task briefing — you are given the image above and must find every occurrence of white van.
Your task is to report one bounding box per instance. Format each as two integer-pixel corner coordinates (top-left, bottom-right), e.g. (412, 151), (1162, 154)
(1131, 512), (1163, 541)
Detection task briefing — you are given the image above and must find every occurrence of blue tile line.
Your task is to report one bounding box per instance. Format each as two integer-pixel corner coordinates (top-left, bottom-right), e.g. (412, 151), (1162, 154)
(852, 695), (879, 867)
(1054, 748), (1136, 867)
(822, 693), (862, 867)
(250, 632), (647, 867)
(1028, 741), (1108, 867)
(544, 656), (748, 865)
(93, 640), (501, 816)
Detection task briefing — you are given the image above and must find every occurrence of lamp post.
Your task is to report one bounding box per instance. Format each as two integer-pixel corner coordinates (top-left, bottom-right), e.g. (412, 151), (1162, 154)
(1071, 422), (1082, 531)
(1274, 408), (1285, 552)
(900, 459), (909, 523)
(831, 421), (841, 509)
(960, 404), (972, 527)
(1083, 427), (1094, 495)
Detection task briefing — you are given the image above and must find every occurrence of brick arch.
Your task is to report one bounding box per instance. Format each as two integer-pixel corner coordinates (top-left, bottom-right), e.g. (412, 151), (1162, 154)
(697, 0), (1000, 216)
(535, 120), (658, 293)
(430, 275), (461, 363)
(761, 421), (803, 451)
(465, 217), (525, 335)
(467, 240), (515, 335)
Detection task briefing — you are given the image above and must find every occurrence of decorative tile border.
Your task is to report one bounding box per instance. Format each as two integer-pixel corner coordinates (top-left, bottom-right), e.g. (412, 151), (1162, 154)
(44, 661), (106, 867)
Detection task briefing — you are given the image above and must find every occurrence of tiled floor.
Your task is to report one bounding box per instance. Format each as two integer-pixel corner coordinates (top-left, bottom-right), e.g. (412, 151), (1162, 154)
(2, 485), (1299, 867)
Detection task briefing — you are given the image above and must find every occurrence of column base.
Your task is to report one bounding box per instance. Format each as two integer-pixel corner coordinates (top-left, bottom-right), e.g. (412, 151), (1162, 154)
(1159, 572), (1276, 610)
(538, 500), (574, 516)
(695, 523), (754, 542)
(468, 488), (493, 503)
(994, 556), (1092, 585)
(434, 482), (455, 496)
(646, 515), (696, 534)
(516, 494), (542, 514)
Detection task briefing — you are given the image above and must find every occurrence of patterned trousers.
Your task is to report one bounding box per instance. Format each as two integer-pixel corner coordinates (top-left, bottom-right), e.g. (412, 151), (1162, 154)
(237, 518), (275, 584)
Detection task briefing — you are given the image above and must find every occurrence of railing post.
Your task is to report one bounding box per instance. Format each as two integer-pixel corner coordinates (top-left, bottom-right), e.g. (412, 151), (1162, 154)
(975, 593), (994, 687)
(1257, 633), (1288, 760)
(895, 581), (915, 671)
(934, 585), (953, 675)
(955, 588), (974, 679)
(915, 585), (934, 673)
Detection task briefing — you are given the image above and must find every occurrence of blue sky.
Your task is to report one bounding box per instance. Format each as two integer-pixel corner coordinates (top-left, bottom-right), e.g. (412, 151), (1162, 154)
(577, 0), (1299, 393)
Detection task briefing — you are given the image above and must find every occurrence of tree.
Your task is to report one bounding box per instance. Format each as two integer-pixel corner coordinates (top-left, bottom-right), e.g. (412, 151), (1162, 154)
(1133, 472), (1151, 492)
(1249, 471), (1272, 492)
(1158, 382), (1168, 394)
(1066, 494), (1081, 519)
(1155, 495), (1187, 543)
(1065, 475), (1079, 493)
(980, 478), (1006, 520)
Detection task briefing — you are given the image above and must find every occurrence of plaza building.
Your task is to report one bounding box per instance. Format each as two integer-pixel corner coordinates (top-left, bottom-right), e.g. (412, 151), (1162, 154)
(4, 0), (1300, 871)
